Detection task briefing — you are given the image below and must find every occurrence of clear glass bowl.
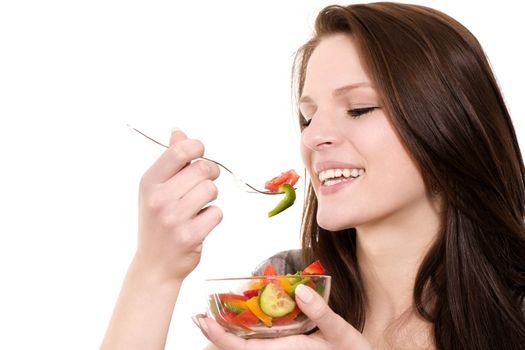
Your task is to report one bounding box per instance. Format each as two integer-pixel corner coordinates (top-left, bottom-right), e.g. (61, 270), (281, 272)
(205, 275), (331, 339)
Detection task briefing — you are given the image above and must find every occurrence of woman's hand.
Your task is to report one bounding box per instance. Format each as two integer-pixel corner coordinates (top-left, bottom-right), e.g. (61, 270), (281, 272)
(135, 128), (223, 282)
(196, 284), (372, 350)
(101, 129), (223, 349)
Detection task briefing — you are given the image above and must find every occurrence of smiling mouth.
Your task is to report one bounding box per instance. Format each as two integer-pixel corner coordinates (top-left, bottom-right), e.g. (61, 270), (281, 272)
(318, 168), (365, 186)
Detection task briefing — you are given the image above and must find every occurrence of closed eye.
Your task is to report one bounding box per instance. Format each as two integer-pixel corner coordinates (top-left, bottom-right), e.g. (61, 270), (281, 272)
(301, 106), (378, 129)
(348, 107), (378, 118)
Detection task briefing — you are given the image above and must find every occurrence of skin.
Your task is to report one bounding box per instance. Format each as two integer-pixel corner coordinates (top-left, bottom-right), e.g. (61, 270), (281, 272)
(101, 34), (441, 350)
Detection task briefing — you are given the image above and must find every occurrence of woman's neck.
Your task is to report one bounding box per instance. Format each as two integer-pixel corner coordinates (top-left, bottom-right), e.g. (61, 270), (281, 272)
(355, 195), (441, 348)
(356, 194), (442, 318)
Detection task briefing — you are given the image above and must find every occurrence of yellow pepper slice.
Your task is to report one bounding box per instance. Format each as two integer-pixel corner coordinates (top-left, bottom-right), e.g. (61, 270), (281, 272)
(278, 276), (294, 295)
(248, 278), (266, 290)
(246, 296), (272, 327)
(225, 299), (247, 310)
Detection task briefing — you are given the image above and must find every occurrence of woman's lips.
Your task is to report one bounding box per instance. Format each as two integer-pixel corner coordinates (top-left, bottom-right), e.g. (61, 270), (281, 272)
(319, 174), (361, 195)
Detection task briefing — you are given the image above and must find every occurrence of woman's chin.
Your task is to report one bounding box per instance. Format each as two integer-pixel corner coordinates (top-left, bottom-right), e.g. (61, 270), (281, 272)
(316, 212), (352, 232)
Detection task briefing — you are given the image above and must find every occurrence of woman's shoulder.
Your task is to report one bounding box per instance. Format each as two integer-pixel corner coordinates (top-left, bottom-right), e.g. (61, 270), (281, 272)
(251, 249), (305, 276)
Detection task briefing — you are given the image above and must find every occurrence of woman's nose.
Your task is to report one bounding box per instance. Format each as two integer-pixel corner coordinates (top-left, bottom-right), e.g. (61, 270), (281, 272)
(301, 111), (341, 151)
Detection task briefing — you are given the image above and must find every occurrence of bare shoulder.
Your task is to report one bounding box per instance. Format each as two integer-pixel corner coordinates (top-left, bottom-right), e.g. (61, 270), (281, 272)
(203, 343), (220, 350)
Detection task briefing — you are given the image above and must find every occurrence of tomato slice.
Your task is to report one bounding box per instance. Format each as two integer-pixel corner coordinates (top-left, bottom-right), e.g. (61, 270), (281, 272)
(263, 263), (278, 277)
(216, 308), (238, 328)
(302, 260), (326, 275)
(264, 169), (300, 193)
(242, 289), (259, 298)
(218, 293), (249, 303)
(220, 308), (237, 320)
(272, 305), (301, 325)
(232, 309), (259, 329)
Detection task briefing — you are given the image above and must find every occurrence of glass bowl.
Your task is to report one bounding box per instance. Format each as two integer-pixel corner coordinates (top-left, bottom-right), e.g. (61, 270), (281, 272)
(205, 275), (331, 338)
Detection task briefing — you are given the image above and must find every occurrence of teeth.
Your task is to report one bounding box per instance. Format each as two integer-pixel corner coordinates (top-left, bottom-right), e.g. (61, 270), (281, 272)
(318, 168), (365, 184)
(324, 178), (345, 186)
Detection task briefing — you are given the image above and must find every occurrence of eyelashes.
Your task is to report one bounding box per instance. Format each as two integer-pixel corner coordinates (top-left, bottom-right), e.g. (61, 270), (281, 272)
(301, 106), (378, 128)
(301, 118), (312, 128)
(347, 106), (377, 118)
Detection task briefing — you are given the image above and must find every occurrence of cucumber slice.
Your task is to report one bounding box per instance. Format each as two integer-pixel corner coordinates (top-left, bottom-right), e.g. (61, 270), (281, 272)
(258, 283), (296, 317)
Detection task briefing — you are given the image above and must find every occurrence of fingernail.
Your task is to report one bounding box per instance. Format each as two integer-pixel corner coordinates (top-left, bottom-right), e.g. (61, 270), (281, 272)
(295, 284), (313, 303)
(171, 127), (181, 133)
(198, 318), (209, 334)
(191, 315), (200, 328)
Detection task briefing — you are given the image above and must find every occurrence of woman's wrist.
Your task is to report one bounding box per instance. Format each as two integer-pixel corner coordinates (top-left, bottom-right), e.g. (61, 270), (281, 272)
(129, 252), (185, 290)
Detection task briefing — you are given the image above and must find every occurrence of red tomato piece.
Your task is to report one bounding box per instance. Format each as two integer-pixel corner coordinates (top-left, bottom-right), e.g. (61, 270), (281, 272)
(218, 293), (249, 303)
(302, 260), (326, 275)
(264, 169), (300, 193)
(216, 308), (238, 328)
(272, 306), (301, 325)
(232, 309), (259, 329)
(220, 308), (237, 320)
(263, 263), (278, 277)
(243, 289), (260, 298)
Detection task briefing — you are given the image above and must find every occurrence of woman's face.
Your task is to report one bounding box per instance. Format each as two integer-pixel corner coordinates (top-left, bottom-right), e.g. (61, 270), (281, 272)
(300, 34), (433, 231)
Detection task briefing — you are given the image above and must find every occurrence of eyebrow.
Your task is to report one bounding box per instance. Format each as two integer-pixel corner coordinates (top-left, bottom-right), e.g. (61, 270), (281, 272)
(299, 82), (374, 104)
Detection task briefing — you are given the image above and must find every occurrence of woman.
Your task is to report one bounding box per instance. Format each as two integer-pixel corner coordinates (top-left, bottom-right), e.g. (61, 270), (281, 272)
(101, 3), (525, 349)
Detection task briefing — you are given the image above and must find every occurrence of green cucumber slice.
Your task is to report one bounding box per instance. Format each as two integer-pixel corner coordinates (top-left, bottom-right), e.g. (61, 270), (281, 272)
(258, 283), (296, 317)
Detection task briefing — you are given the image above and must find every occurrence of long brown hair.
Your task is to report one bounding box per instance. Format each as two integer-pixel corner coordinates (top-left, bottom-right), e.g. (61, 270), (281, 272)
(295, 3), (525, 349)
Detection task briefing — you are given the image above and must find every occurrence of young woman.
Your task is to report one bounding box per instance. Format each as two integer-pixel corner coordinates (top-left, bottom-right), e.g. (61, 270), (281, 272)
(101, 3), (525, 349)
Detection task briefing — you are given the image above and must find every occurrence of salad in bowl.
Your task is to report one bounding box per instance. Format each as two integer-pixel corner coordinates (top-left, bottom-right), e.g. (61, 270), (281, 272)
(205, 260), (330, 338)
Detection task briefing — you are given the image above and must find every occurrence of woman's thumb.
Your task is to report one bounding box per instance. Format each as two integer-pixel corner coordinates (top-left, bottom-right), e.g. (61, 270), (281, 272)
(294, 284), (366, 346)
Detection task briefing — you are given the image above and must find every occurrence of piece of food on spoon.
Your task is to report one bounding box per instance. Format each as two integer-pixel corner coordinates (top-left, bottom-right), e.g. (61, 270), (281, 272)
(265, 169), (300, 192)
(265, 169), (300, 217)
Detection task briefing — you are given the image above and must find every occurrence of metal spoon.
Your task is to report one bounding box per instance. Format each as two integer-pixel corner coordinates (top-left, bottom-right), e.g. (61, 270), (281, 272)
(127, 125), (283, 195)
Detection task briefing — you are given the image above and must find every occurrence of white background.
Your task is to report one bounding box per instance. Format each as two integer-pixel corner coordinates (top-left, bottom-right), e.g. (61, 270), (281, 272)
(0, 1), (523, 349)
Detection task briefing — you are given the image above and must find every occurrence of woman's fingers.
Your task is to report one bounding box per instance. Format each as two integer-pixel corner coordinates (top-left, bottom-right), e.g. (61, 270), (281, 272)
(294, 284), (371, 349)
(197, 315), (335, 350)
(174, 179), (218, 218)
(136, 129), (224, 282)
(163, 205), (222, 254)
(142, 137), (205, 185)
(169, 128), (187, 146)
(192, 205), (223, 239)
(162, 159), (220, 199)
(294, 284), (347, 341)
(200, 317), (314, 350)
(198, 317), (247, 350)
